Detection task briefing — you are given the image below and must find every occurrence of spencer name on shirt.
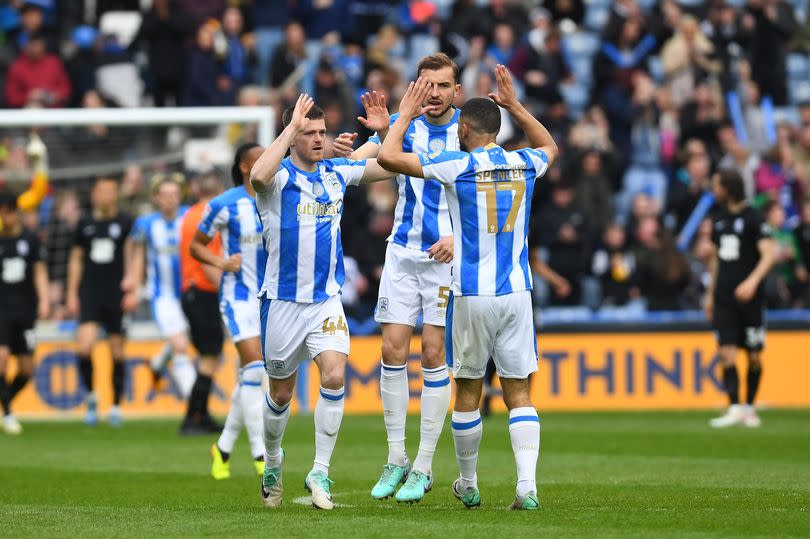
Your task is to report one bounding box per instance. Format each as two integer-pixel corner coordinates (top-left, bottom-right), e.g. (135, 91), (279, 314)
(297, 200), (343, 220)
(475, 165), (527, 183)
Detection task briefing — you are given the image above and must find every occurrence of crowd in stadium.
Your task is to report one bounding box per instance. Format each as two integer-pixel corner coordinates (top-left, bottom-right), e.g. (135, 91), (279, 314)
(2, 0), (810, 323)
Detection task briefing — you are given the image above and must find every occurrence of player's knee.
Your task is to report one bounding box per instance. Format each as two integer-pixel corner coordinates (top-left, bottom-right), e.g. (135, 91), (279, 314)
(319, 362), (346, 390)
(269, 383), (293, 407)
(381, 338), (408, 366)
(18, 358), (34, 378)
(421, 339), (445, 369)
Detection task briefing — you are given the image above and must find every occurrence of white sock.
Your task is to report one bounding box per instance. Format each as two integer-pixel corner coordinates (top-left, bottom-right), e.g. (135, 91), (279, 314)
(239, 360), (266, 459)
(172, 354), (196, 399)
(412, 365), (450, 476)
(217, 385), (244, 454)
(380, 361), (408, 466)
(313, 386), (344, 475)
(509, 407), (540, 497)
(451, 410), (482, 490)
(263, 392), (290, 468)
(150, 344), (173, 371)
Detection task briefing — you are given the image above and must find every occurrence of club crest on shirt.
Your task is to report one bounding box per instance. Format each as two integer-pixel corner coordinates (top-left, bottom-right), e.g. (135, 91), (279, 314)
(734, 218), (744, 234)
(313, 181), (326, 197)
(377, 297), (389, 313)
(428, 138), (446, 153)
(16, 239), (28, 256)
(109, 223), (121, 239)
(324, 172), (341, 191)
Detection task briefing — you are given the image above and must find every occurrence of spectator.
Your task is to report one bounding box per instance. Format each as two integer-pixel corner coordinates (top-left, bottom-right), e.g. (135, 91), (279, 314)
(65, 25), (99, 108)
(270, 22), (308, 91)
(763, 200), (800, 306)
(666, 150), (712, 233)
(131, 0), (194, 107)
(634, 216), (691, 310)
(4, 31), (71, 108)
(660, 15), (721, 108)
(679, 81), (725, 153)
(7, 0), (58, 54)
(717, 121), (760, 200)
(533, 180), (591, 306)
(546, 0), (584, 26)
(221, 6), (249, 90)
(250, 0), (289, 86)
(754, 145), (790, 203)
(591, 223), (637, 306)
(571, 148), (612, 237)
(686, 217), (715, 308)
(486, 22), (517, 67)
(792, 124), (810, 199)
(182, 22), (231, 107)
(745, 0), (797, 106)
(509, 26), (569, 105)
(794, 198), (810, 305)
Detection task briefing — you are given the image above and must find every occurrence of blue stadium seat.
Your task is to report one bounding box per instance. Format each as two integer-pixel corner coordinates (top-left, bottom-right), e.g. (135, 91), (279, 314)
(787, 53), (809, 81)
(560, 82), (589, 118)
(584, 0), (611, 32)
(564, 31), (600, 58)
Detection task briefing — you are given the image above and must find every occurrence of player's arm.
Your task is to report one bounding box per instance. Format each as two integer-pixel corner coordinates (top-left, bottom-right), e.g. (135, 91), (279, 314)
(377, 79), (437, 178)
(122, 237), (145, 313)
(704, 243), (718, 321)
(735, 237), (777, 303)
(359, 159), (397, 184)
(250, 93), (314, 194)
(34, 260), (50, 320)
(190, 230), (241, 273)
(66, 246), (83, 317)
(488, 64), (558, 167)
(347, 91), (392, 160)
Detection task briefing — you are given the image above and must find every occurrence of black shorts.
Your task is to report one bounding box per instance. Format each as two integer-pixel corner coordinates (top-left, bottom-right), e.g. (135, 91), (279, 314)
(181, 287), (224, 356)
(0, 312), (36, 356)
(713, 298), (765, 352)
(80, 292), (125, 335)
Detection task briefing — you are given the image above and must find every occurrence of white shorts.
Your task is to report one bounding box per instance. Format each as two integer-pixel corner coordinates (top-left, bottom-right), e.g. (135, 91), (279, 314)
(375, 242), (452, 327)
(221, 297), (261, 343)
(152, 295), (189, 337)
(447, 290), (538, 380)
(260, 294), (350, 380)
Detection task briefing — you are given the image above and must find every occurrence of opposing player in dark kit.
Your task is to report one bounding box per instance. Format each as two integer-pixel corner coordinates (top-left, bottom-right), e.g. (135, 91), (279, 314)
(67, 177), (133, 427)
(704, 170), (776, 428)
(0, 190), (49, 434)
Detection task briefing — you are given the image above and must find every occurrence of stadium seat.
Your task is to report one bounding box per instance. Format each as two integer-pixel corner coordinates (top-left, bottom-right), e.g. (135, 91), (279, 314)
(787, 53), (809, 80)
(99, 11), (142, 48)
(584, 0), (612, 32)
(559, 82), (589, 118)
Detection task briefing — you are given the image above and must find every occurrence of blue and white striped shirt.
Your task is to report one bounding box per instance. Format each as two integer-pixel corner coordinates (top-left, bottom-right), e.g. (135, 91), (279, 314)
(198, 185), (266, 302)
(369, 109), (459, 251)
(419, 144), (549, 296)
(256, 157), (366, 303)
(130, 207), (189, 300)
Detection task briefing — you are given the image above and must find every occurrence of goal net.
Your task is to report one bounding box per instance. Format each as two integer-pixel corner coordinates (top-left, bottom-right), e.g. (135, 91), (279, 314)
(0, 106), (274, 330)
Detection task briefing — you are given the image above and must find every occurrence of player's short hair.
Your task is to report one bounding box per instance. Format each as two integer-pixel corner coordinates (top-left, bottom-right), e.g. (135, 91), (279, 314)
(716, 169), (746, 203)
(0, 190), (17, 210)
(150, 172), (186, 195)
(417, 53), (460, 83)
(281, 104), (325, 129)
(460, 97), (501, 135)
(232, 143), (261, 186)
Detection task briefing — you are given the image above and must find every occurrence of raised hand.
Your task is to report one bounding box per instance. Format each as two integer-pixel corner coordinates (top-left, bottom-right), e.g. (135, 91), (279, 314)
(398, 78), (437, 120)
(289, 93), (315, 133)
(488, 64), (519, 111)
(332, 132), (358, 157)
(358, 91), (391, 132)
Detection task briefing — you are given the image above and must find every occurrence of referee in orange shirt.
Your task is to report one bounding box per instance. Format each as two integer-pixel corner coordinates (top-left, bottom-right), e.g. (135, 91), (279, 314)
(179, 172), (225, 435)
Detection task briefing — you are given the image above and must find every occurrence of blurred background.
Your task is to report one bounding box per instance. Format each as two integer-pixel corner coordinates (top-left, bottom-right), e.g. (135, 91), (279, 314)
(2, 0), (810, 333)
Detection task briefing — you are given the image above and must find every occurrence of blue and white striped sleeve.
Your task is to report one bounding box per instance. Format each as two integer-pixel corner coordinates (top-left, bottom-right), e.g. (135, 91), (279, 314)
(330, 158), (367, 187)
(129, 215), (147, 243)
(198, 199), (227, 238)
(520, 148), (550, 178)
(418, 151), (470, 185)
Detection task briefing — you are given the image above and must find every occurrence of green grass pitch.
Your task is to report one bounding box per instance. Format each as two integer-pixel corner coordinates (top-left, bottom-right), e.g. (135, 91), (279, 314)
(2, 411), (809, 537)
